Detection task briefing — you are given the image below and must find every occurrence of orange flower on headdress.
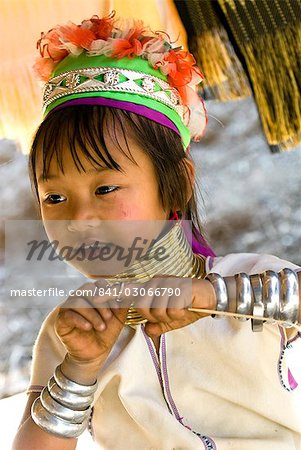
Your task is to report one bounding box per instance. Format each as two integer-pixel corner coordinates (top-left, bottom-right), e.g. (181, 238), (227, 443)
(160, 50), (198, 88)
(58, 24), (95, 51)
(111, 20), (146, 58)
(82, 13), (115, 40)
(37, 29), (68, 61)
(33, 57), (56, 82)
(35, 29), (68, 81)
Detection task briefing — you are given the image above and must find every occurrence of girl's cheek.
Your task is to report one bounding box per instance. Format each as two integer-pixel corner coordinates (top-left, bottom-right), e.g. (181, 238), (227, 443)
(40, 205), (60, 220)
(117, 203), (144, 220)
(116, 205), (133, 220)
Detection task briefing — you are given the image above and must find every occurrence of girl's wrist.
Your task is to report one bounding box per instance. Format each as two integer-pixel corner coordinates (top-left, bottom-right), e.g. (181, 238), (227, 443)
(61, 353), (107, 385)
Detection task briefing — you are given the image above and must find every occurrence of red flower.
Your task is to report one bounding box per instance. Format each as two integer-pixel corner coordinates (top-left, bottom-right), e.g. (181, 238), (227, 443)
(111, 38), (143, 58)
(33, 58), (56, 81)
(162, 50), (198, 88)
(88, 15), (115, 40)
(37, 29), (68, 61)
(111, 20), (146, 58)
(59, 24), (96, 50)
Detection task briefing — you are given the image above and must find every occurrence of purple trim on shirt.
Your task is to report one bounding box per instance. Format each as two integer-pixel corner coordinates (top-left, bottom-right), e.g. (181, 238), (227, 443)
(51, 98), (181, 136)
(141, 326), (173, 417)
(160, 335), (216, 450)
(141, 325), (164, 387)
(160, 335), (182, 421)
(288, 368), (298, 390)
(143, 326), (216, 448)
(277, 326), (298, 391)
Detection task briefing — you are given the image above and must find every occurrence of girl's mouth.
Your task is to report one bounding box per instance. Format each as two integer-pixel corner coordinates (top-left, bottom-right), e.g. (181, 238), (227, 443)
(74, 238), (113, 250)
(73, 240), (115, 260)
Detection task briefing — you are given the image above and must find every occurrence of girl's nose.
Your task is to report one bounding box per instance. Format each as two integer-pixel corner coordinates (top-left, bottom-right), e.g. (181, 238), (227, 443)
(67, 219), (101, 232)
(66, 201), (102, 232)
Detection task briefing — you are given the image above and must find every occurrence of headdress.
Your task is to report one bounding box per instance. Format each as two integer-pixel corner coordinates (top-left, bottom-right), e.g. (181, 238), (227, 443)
(34, 11), (208, 149)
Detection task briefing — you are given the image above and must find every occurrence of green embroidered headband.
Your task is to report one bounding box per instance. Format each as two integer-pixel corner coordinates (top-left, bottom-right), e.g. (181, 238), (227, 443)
(34, 12), (208, 149)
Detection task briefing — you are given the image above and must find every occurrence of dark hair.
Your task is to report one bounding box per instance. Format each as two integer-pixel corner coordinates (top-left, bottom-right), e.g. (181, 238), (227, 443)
(28, 105), (213, 253)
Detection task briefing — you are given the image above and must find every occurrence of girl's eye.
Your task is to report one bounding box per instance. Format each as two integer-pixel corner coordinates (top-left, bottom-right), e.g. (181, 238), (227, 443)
(95, 186), (119, 195)
(44, 194), (66, 204)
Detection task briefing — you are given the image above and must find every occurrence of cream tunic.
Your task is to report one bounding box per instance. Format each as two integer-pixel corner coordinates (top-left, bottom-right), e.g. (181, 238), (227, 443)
(27, 253), (301, 450)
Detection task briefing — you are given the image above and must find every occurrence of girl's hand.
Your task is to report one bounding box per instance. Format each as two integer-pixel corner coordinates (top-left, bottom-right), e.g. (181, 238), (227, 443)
(55, 280), (131, 363)
(132, 277), (216, 337)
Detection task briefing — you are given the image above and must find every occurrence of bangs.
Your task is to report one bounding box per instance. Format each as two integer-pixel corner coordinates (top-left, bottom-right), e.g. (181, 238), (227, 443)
(30, 105), (138, 187)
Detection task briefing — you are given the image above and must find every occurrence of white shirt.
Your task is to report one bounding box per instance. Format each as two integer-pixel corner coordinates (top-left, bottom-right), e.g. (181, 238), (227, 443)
(27, 253), (301, 450)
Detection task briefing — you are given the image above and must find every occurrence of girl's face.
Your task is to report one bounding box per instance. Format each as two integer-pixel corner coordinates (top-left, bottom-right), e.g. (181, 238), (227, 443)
(36, 125), (171, 277)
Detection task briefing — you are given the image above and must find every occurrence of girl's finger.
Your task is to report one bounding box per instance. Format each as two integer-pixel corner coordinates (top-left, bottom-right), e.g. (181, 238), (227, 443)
(146, 278), (187, 321)
(148, 291), (170, 322)
(166, 284), (193, 320)
(88, 296), (113, 320)
(98, 306), (113, 321)
(56, 309), (93, 334)
(134, 290), (159, 322)
(62, 297), (107, 331)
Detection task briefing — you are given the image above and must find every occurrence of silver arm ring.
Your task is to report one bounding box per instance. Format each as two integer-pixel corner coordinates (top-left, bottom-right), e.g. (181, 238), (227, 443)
(54, 364), (98, 396)
(31, 397), (88, 438)
(250, 274), (264, 332)
(40, 387), (91, 423)
(235, 273), (252, 320)
(279, 268), (299, 327)
(206, 273), (228, 318)
(48, 377), (94, 410)
(262, 270), (280, 322)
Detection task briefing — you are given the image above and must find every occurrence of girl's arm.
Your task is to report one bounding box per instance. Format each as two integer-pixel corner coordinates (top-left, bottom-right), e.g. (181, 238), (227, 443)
(12, 356), (103, 450)
(13, 392), (77, 450)
(13, 280), (131, 449)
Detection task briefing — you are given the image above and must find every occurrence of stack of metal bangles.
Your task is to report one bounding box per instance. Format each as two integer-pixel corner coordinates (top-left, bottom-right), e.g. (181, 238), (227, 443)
(31, 364), (98, 438)
(206, 268), (300, 332)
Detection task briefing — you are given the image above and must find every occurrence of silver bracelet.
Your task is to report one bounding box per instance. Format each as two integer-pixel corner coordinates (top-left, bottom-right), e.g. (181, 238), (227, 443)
(262, 270), (280, 323)
(279, 268), (299, 327)
(205, 268), (299, 330)
(54, 364), (98, 396)
(48, 376), (94, 410)
(31, 363), (99, 438)
(235, 273), (252, 320)
(206, 273), (228, 318)
(31, 397), (89, 438)
(40, 387), (91, 423)
(250, 274), (264, 332)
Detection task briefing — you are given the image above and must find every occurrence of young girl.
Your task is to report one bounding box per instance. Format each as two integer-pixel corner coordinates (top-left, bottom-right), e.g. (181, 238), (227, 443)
(13, 13), (301, 450)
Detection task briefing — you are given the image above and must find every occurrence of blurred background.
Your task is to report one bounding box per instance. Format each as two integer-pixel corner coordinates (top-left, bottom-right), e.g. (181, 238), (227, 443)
(1, 0), (301, 403)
